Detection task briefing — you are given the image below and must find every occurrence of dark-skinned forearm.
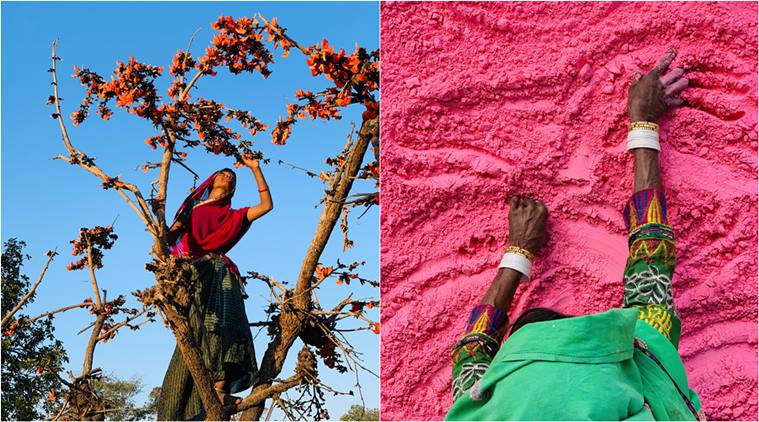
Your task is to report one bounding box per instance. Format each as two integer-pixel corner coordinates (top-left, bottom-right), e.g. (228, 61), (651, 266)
(251, 167), (273, 209)
(633, 149), (662, 192)
(480, 268), (522, 312)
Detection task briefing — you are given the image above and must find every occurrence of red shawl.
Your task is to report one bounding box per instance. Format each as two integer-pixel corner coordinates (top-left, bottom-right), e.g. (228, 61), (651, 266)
(170, 170), (251, 278)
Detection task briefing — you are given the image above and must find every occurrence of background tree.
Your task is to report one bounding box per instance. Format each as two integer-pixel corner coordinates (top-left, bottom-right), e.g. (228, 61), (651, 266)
(3, 228), (155, 421)
(339, 405), (379, 422)
(1, 239), (68, 421)
(90, 375), (158, 420)
(43, 12), (378, 420)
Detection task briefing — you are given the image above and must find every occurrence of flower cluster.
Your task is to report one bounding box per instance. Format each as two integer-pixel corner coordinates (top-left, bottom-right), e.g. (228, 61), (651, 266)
(66, 226), (118, 271)
(72, 57), (164, 126)
(348, 300), (378, 314)
(65, 17), (277, 166)
(2, 320), (20, 337)
(271, 39), (379, 145)
(198, 16), (274, 76)
(263, 17), (292, 58)
(169, 50), (196, 77)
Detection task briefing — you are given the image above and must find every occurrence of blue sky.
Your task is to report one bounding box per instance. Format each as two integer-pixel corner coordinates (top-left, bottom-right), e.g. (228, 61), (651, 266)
(1, 1), (379, 418)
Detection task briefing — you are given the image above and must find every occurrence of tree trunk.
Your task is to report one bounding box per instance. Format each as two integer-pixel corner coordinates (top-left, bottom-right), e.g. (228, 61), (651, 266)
(166, 311), (227, 421)
(239, 116), (378, 420)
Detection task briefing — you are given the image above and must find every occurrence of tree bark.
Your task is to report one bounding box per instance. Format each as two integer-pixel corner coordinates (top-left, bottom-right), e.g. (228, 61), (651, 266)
(162, 307), (227, 421)
(82, 315), (105, 376)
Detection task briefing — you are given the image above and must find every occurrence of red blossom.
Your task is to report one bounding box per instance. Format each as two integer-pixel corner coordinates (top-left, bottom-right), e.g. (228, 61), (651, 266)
(273, 37), (378, 144)
(66, 226), (117, 271)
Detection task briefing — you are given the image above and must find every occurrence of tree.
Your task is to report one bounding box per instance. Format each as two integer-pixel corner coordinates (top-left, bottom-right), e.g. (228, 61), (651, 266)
(340, 405), (379, 421)
(90, 375), (158, 421)
(47, 374), (160, 421)
(1, 239), (68, 421)
(2, 234), (153, 422)
(45, 13), (379, 420)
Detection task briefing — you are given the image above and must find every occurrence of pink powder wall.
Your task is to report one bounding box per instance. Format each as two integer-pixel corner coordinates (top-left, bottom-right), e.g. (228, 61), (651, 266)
(380, 2), (758, 420)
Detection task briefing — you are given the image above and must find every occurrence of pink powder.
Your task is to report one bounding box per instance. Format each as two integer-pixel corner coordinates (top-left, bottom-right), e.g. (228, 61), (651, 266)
(380, 2), (758, 420)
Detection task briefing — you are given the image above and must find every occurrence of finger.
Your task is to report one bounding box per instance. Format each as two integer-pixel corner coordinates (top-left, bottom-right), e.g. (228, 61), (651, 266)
(509, 195), (520, 209)
(664, 96), (684, 108)
(521, 197), (534, 208)
(653, 48), (677, 75)
(659, 67), (685, 86)
(664, 77), (689, 96)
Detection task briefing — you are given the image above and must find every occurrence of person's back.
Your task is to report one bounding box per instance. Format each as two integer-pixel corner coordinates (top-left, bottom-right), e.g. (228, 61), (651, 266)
(446, 49), (704, 421)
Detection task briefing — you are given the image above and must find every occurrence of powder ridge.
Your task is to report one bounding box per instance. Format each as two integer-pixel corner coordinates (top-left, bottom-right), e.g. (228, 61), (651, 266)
(380, 2), (758, 420)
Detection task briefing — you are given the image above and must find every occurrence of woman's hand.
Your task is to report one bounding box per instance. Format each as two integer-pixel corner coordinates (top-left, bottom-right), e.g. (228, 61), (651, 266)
(241, 153), (260, 170)
(628, 48), (689, 123)
(508, 195), (548, 255)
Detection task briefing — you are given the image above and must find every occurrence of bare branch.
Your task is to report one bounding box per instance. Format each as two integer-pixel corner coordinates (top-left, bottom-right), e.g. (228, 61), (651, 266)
(97, 309), (148, 341)
(258, 15), (309, 55)
(49, 42), (160, 244)
(1, 248), (58, 328)
(235, 366), (307, 414)
(26, 302), (90, 323)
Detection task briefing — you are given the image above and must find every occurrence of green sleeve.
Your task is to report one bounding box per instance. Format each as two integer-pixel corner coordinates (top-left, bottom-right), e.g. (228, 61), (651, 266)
(622, 188), (681, 347)
(451, 304), (507, 401)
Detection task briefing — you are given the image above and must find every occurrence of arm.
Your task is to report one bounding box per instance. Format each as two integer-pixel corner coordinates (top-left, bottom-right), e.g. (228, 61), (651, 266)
(623, 49), (689, 346)
(241, 156), (273, 222)
(451, 196), (547, 401)
(481, 196), (547, 311)
(627, 48), (688, 193)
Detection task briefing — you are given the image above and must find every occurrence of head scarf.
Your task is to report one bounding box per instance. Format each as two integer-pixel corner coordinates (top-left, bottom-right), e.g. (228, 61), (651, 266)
(170, 169), (251, 261)
(172, 168), (236, 227)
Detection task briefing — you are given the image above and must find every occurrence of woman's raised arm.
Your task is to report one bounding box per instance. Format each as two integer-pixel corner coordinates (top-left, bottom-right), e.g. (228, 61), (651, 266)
(241, 155), (274, 222)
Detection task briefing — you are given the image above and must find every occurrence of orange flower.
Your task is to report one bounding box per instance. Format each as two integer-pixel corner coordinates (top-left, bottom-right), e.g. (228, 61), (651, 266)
(371, 322), (380, 334)
(315, 264), (333, 281)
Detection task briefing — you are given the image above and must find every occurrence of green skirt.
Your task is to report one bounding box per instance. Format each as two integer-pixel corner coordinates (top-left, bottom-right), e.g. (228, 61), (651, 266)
(157, 257), (257, 421)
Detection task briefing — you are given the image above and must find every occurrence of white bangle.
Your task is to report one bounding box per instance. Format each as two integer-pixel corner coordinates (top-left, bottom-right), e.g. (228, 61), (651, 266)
(499, 252), (532, 279)
(627, 128), (660, 152)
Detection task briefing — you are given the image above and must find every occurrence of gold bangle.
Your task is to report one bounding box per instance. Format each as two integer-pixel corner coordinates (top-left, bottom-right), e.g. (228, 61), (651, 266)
(628, 121), (659, 132)
(506, 245), (534, 261)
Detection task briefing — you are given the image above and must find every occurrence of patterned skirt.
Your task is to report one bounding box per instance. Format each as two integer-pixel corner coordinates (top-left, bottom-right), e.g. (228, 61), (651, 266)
(157, 257), (257, 421)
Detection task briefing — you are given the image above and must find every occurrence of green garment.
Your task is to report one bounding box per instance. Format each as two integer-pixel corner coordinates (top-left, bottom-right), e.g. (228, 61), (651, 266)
(157, 258), (258, 421)
(446, 308), (702, 421)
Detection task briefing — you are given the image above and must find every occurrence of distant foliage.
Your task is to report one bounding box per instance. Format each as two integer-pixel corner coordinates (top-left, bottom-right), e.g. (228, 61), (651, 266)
(339, 405), (380, 421)
(1, 239), (69, 421)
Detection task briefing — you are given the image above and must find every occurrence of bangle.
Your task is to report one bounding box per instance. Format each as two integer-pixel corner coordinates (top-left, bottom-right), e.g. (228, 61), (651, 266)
(628, 121), (659, 132)
(258, 188), (269, 193)
(627, 128), (660, 152)
(505, 245), (534, 261)
(499, 252), (532, 279)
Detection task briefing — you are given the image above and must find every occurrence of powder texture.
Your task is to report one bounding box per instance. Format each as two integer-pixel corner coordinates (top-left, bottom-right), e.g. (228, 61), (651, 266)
(380, 2), (758, 420)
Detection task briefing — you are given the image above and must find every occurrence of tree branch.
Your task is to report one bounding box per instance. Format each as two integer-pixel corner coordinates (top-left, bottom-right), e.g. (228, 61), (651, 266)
(1, 249), (57, 328)
(82, 315), (106, 376)
(50, 42), (160, 244)
(97, 309), (148, 341)
(241, 116), (378, 420)
(26, 302), (90, 323)
(84, 235), (102, 308)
